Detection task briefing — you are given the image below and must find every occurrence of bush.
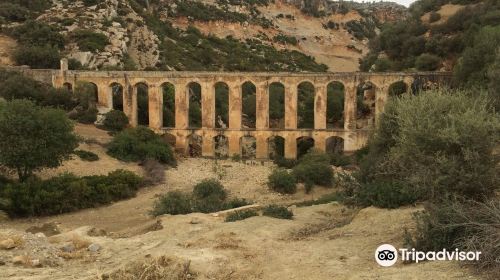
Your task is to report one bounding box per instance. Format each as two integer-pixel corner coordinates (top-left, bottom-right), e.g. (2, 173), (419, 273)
(225, 209), (258, 222)
(329, 153), (351, 167)
(357, 89), (499, 204)
(262, 205), (293, 219)
(292, 150), (333, 187)
(415, 53), (440, 71)
(76, 107), (98, 124)
(273, 156), (297, 169)
(74, 150), (99, 161)
(192, 179), (227, 201)
(268, 169), (297, 194)
(150, 191), (192, 216)
(0, 170), (142, 217)
(0, 3), (29, 22)
(406, 199), (500, 275)
(103, 110), (129, 131)
(70, 29), (109, 52)
(356, 181), (419, 209)
(428, 11), (441, 23)
(107, 126), (176, 166)
(13, 45), (61, 69)
(296, 192), (340, 207)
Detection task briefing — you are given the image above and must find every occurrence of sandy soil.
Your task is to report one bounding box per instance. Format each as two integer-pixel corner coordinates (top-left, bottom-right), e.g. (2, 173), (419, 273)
(0, 125), (480, 279)
(0, 35), (17, 66)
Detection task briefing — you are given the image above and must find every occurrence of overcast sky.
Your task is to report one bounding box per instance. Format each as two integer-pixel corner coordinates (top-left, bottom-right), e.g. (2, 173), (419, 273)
(347, 0), (418, 7)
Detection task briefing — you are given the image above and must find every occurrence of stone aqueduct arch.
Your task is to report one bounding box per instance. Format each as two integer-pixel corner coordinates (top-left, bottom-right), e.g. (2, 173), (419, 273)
(54, 60), (451, 159)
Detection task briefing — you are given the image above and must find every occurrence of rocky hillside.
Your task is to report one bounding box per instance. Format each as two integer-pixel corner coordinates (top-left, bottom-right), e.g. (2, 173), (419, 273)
(0, 0), (407, 72)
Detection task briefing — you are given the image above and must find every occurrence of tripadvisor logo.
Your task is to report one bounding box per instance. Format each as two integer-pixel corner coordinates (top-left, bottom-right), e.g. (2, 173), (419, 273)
(375, 244), (481, 267)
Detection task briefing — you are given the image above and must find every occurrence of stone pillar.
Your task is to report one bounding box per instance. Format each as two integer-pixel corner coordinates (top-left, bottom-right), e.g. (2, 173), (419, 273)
(284, 136), (297, 159)
(285, 84), (297, 129)
(314, 84), (327, 129)
(175, 83), (188, 129)
(256, 134), (268, 159)
(344, 83), (357, 130)
(229, 83), (242, 129)
(123, 84), (137, 127)
(228, 134), (240, 156)
(314, 135), (326, 152)
(202, 134), (214, 157)
(97, 83), (110, 108)
(256, 84), (269, 129)
(148, 84), (163, 130)
(202, 81), (215, 129)
(375, 85), (389, 125)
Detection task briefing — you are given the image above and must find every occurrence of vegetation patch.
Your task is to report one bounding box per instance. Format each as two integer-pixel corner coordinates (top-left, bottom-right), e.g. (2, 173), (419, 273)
(262, 205), (293, 219)
(74, 150), (99, 162)
(103, 110), (129, 132)
(225, 209), (258, 222)
(268, 168), (297, 194)
(0, 170), (143, 217)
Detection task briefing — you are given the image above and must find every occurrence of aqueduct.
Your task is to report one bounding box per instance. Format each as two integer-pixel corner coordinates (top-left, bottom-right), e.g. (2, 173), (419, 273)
(48, 60), (451, 159)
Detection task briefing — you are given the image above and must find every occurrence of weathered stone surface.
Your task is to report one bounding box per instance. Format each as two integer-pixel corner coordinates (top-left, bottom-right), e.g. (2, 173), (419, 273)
(88, 243), (101, 252)
(0, 239), (16, 250)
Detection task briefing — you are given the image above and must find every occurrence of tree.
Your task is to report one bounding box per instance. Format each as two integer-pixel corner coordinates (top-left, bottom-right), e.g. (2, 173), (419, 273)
(0, 100), (79, 181)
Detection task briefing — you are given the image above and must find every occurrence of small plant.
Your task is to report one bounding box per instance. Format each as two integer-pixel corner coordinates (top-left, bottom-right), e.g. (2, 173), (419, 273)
(74, 150), (99, 161)
(262, 205), (293, 219)
(151, 191), (192, 216)
(103, 110), (129, 131)
(231, 153), (241, 162)
(273, 156), (297, 169)
(225, 209), (258, 222)
(193, 179), (227, 201)
(296, 192), (340, 207)
(268, 168), (297, 194)
(329, 153), (351, 167)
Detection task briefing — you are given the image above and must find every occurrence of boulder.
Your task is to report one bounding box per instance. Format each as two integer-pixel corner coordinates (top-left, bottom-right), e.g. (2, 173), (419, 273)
(88, 243), (101, 252)
(0, 239), (15, 250)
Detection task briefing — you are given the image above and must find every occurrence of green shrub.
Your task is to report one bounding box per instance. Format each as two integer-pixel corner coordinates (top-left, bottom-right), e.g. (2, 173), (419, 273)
(0, 170), (142, 217)
(70, 29), (109, 52)
(268, 168), (297, 194)
(76, 108), (98, 124)
(292, 151), (333, 187)
(74, 150), (99, 161)
(8, 20), (65, 49)
(192, 179), (227, 201)
(107, 126), (176, 166)
(415, 53), (440, 71)
(0, 3), (29, 22)
(356, 181), (419, 209)
(428, 11), (441, 23)
(13, 45), (61, 69)
(151, 191), (193, 216)
(329, 153), (351, 167)
(225, 209), (258, 222)
(103, 110), (129, 131)
(262, 205), (293, 219)
(406, 199), (500, 275)
(273, 156), (297, 169)
(296, 192), (340, 207)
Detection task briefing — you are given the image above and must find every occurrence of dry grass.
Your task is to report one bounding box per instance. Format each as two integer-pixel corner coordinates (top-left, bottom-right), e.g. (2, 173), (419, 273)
(103, 256), (195, 280)
(71, 234), (92, 250)
(0, 233), (25, 248)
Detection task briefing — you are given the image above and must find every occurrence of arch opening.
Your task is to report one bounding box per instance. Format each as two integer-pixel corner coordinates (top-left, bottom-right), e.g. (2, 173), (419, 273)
(297, 82), (315, 129)
(240, 136), (256, 159)
(388, 81), (408, 97)
(110, 83), (123, 111)
(327, 81), (345, 128)
(187, 134), (202, 157)
(136, 83), (149, 126)
(326, 136), (345, 155)
(269, 82), (285, 129)
(214, 135), (229, 158)
(75, 81), (98, 108)
(242, 81), (256, 129)
(297, 136), (315, 159)
(356, 81), (376, 129)
(188, 82), (202, 128)
(215, 82), (229, 128)
(268, 136), (285, 159)
(63, 82), (73, 92)
(162, 82), (175, 128)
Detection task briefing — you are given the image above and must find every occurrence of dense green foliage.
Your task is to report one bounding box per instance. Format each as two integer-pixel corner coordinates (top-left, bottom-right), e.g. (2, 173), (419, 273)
(356, 89), (499, 206)
(0, 170), (143, 217)
(262, 205), (293, 219)
(151, 179), (250, 216)
(360, 0), (500, 87)
(107, 126), (176, 166)
(0, 100), (79, 181)
(268, 169), (297, 194)
(74, 150), (99, 162)
(225, 209), (259, 222)
(292, 150), (333, 187)
(103, 110), (129, 131)
(69, 29), (110, 52)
